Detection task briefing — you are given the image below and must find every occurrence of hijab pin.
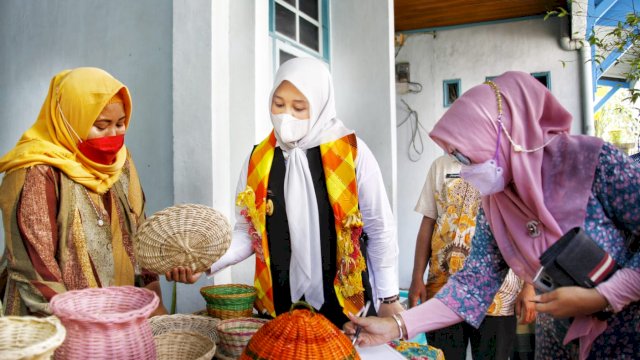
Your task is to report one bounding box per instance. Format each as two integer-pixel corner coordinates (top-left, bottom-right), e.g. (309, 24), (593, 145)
(526, 220), (541, 237)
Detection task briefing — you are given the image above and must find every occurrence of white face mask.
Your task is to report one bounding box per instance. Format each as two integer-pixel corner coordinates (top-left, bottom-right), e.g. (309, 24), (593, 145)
(271, 113), (310, 145)
(460, 159), (505, 195)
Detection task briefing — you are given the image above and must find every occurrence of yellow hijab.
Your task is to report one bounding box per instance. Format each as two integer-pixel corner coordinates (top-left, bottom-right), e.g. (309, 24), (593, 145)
(0, 67), (132, 194)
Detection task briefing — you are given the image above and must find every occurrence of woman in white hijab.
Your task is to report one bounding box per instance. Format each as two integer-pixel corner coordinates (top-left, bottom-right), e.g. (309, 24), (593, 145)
(195, 57), (401, 326)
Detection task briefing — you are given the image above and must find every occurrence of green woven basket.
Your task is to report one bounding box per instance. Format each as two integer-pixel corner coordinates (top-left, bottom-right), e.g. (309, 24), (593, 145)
(200, 284), (256, 319)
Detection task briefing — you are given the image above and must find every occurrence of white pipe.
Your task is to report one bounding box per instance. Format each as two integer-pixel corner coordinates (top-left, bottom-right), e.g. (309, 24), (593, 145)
(560, 21), (595, 135)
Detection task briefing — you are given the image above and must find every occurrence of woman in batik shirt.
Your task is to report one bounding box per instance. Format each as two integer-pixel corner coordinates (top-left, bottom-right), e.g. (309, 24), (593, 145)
(0, 67), (166, 316)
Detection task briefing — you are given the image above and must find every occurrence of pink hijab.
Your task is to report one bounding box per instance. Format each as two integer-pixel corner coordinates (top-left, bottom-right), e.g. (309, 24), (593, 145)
(430, 71), (603, 280)
(430, 71), (605, 358)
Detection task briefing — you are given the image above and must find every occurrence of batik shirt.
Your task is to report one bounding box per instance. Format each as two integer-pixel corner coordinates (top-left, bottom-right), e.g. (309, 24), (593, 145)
(415, 155), (522, 316)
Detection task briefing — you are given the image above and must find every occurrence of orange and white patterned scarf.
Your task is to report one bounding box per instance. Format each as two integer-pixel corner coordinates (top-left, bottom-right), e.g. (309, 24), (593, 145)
(237, 131), (366, 316)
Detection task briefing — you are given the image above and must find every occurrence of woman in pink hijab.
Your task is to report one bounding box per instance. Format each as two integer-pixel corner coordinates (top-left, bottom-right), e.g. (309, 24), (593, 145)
(345, 72), (639, 359)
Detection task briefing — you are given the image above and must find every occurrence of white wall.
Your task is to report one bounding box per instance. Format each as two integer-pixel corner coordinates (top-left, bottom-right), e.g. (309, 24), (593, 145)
(0, 0), (173, 272)
(395, 17), (582, 288)
(330, 0), (398, 213)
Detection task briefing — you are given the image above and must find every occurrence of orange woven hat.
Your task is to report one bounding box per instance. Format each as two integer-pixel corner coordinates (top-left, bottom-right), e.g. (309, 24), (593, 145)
(240, 302), (360, 360)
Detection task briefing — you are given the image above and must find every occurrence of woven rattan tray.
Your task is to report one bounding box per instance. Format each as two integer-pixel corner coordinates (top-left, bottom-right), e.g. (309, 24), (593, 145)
(134, 204), (231, 274)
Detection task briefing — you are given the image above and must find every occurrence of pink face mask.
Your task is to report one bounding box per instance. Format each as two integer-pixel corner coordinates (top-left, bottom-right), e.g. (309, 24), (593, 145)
(77, 135), (125, 165)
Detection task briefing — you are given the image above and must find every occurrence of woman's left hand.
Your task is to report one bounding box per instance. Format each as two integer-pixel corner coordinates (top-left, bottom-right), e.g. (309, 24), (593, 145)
(377, 301), (405, 317)
(515, 283), (537, 324)
(533, 286), (608, 318)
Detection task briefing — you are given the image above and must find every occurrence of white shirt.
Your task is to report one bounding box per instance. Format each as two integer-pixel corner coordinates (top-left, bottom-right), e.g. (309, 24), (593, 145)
(210, 137), (399, 303)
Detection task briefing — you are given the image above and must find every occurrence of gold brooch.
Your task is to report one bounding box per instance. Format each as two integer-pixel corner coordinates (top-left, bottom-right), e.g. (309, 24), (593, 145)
(266, 199), (274, 216)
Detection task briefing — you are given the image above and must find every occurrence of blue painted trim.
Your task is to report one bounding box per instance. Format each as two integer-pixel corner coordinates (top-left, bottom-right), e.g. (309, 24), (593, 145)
(531, 71), (552, 90)
(270, 31), (326, 61)
(594, 0), (619, 24)
(400, 15), (544, 34)
(322, 0), (330, 62)
(595, 38), (634, 79)
(594, 84), (622, 112)
(443, 79), (461, 108)
(269, 0), (275, 33)
(598, 78), (631, 88)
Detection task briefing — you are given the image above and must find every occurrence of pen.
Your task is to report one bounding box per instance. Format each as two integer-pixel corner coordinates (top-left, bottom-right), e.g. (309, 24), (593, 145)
(352, 300), (372, 345)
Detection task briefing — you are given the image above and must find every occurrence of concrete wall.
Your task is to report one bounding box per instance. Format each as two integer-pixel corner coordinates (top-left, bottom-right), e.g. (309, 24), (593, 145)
(0, 0), (173, 268)
(394, 17), (582, 288)
(330, 0), (398, 213)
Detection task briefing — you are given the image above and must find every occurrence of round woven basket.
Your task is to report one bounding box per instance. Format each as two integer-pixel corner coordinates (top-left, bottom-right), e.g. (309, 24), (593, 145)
(216, 317), (269, 359)
(50, 286), (159, 360)
(0, 316), (66, 360)
(148, 313), (220, 344)
(134, 204), (232, 274)
(240, 304), (359, 360)
(200, 284), (256, 319)
(155, 331), (216, 360)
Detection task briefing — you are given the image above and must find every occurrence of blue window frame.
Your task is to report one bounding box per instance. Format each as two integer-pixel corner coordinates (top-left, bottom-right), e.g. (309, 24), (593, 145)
(270, 0), (330, 65)
(531, 71), (551, 90)
(443, 79), (461, 107)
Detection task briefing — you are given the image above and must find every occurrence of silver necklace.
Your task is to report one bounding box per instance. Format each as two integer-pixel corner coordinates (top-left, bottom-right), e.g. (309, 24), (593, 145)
(81, 186), (105, 226)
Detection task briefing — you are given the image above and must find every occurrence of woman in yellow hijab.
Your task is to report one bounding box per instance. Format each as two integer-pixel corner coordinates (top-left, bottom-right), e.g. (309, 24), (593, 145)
(0, 67), (167, 316)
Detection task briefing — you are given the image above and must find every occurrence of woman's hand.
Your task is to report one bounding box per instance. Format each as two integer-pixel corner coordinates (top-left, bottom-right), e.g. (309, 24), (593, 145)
(344, 314), (400, 347)
(408, 277), (427, 309)
(533, 286), (608, 318)
(515, 283), (537, 324)
(377, 301), (405, 317)
(165, 266), (202, 284)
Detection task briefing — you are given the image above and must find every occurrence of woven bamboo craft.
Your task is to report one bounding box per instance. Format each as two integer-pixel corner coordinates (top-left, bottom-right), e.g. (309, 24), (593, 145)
(149, 313), (221, 344)
(215, 317), (269, 359)
(134, 204), (232, 274)
(49, 286), (158, 360)
(154, 331), (216, 360)
(0, 316), (66, 360)
(200, 284), (256, 319)
(240, 307), (360, 360)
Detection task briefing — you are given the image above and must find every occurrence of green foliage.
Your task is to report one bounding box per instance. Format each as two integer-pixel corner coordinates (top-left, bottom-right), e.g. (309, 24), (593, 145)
(549, 1), (640, 109)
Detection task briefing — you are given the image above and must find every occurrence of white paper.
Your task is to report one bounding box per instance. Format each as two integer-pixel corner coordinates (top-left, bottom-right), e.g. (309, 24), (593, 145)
(357, 344), (405, 360)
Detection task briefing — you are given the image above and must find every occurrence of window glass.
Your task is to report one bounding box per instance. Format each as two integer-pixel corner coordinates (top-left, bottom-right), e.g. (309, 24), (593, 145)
(299, 0), (319, 20)
(299, 18), (319, 51)
(275, 3), (296, 40)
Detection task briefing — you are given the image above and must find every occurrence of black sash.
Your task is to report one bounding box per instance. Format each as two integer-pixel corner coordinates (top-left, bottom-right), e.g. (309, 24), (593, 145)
(266, 146), (374, 327)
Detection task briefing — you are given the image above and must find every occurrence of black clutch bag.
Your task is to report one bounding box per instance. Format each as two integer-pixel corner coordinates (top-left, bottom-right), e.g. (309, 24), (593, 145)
(533, 227), (619, 292)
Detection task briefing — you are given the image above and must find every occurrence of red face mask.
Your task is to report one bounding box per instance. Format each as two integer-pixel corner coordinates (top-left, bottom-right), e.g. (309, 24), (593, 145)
(78, 135), (125, 165)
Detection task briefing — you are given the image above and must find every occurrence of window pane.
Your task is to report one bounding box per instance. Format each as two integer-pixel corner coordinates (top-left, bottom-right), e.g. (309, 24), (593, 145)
(299, 17), (319, 51)
(282, 0), (296, 6)
(275, 3), (296, 40)
(279, 50), (297, 65)
(447, 83), (459, 104)
(299, 0), (319, 20)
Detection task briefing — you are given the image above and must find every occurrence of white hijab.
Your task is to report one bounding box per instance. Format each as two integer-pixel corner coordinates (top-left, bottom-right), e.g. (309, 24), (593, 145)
(270, 57), (353, 309)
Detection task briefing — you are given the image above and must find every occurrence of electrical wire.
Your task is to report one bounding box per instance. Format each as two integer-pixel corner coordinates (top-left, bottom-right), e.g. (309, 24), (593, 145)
(397, 99), (429, 162)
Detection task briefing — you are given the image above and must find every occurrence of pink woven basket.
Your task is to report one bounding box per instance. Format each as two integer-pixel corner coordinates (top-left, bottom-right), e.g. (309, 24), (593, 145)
(49, 286), (159, 360)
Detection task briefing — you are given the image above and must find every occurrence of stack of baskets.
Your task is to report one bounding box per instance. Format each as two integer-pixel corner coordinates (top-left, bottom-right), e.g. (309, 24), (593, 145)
(149, 313), (219, 360)
(134, 204), (232, 274)
(215, 317), (270, 360)
(0, 316), (66, 360)
(50, 286), (158, 360)
(200, 284), (257, 319)
(240, 303), (358, 360)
